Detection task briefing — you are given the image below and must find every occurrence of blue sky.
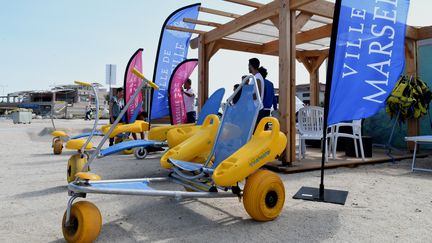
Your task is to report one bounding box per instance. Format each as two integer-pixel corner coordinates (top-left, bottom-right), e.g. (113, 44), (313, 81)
(0, 0), (429, 96)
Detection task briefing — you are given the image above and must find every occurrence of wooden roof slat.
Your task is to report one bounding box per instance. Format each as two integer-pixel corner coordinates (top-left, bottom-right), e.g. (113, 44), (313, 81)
(204, 0), (279, 44)
(224, 0), (263, 8)
(165, 26), (206, 35)
(183, 18), (222, 28)
(224, 0), (319, 10)
(199, 7), (241, 18)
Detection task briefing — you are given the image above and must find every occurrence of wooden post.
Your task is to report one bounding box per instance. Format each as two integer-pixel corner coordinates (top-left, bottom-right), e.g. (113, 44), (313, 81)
(198, 35), (209, 111)
(279, 0), (296, 164)
(406, 39), (419, 151)
(298, 52), (327, 106)
(310, 69), (319, 106)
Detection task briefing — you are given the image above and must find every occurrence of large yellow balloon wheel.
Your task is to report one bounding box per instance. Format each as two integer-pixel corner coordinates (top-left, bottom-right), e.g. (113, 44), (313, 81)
(53, 139), (63, 155)
(67, 154), (88, 183)
(62, 201), (102, 243)
(243, 170), (285, 221)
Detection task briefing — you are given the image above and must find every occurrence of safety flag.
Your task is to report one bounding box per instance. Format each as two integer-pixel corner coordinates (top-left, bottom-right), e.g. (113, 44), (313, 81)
(168, 59), (198, 125)
(124, 48), (143, 123)
(150, 3), (200, 120)
(327, 0), (410, 125)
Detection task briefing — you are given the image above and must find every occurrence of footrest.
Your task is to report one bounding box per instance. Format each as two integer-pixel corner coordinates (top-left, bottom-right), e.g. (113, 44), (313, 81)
(89, 181), (153, 190)
(169, 159), (204, 172)
(100, 140), (166, 157)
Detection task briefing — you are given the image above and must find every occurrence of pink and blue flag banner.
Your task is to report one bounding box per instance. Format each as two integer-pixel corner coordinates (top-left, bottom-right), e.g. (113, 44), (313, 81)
(151, 3), (200, 120)
(328, 0), (410, 125)
(168, 59), (198, 125)
(124, 48), (143, 123)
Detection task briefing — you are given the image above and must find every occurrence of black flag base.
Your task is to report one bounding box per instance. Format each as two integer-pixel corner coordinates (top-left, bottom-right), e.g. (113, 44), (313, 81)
(293, 186), (348, 205)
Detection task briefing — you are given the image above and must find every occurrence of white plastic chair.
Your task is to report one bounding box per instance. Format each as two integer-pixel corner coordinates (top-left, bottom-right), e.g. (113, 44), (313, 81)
(297, 106), (325, 159)
(327, 120), (365, 161)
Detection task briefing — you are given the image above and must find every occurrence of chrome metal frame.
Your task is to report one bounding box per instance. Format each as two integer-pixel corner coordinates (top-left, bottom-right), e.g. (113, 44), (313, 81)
(65, 75), (261, 223)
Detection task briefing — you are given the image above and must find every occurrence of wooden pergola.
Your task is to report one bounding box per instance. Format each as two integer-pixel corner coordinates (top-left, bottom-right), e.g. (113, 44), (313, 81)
(166, 0), (432, 164)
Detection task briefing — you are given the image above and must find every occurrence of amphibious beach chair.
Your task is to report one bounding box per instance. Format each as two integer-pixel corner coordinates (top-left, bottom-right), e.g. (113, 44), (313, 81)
(61, 76), (287, 242)
(50, 84), (149, 156)
(64, 70), (224, 182)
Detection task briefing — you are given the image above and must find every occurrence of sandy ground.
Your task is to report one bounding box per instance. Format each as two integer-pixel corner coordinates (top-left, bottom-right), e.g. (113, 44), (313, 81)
(0, 118), (432, 243)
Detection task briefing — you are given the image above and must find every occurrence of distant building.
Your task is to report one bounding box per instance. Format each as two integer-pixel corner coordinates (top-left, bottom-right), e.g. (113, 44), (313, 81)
(0, 84), (108, 117)
(296, 83), (326, 105)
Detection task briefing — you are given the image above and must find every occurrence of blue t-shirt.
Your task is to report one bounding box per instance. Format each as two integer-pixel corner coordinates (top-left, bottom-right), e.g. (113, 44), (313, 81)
(263, 79), (275, 109)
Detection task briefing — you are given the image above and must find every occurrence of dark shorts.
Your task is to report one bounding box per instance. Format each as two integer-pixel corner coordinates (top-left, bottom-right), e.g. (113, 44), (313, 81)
(109, 116), (118, 146)
(186, 111), (196, 123)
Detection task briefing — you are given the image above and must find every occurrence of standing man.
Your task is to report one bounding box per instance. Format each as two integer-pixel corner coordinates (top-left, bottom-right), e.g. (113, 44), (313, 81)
(183, 79), (196, 123)
(248, 58), (265, 103)
(109, 87), (124, 146)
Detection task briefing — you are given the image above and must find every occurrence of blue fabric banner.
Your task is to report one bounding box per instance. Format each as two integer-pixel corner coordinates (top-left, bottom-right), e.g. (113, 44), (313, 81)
(151, 4), (200, 120)
(328, 0), (410, 125)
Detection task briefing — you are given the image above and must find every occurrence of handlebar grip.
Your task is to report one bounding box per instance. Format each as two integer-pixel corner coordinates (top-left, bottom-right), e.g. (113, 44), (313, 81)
(74, 80), (92, 87)
(132, 68), (160, 90)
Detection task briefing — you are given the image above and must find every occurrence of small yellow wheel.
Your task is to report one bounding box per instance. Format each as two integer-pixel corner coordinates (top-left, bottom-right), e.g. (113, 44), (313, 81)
(243, 170), (285, 221)
(53, 139), (63, 155)
(62, 201), (102, 243)
(67, 154), (88, 183)
(121, 138), (134, 155)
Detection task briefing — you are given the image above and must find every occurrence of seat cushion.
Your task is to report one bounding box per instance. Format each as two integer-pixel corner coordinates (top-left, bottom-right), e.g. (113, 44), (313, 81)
(65, 139), (93, 150)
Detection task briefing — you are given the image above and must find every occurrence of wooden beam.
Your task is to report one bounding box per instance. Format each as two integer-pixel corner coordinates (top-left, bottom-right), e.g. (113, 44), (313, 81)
(297, 50), (327, 110)
(262, 24), (332, 54)
(297, 49), (329, 58)
(190, 37), (200, 49)
(296, 0), (334, 18)
(224, 0), (318, 10)
(294, 12), (313, 32)
(270, 16), (280, 29)
(224, 0), (263, 8)
(406, 26), (419, 40)
(183, 18), (222, 28)
(297, 23), (332, 44)
(206, 42), (217, 60)
(216, 39), (265, 54)
(279, 0), (297, 164)
(309, 70), (320, 106)
(198, 35), (209, 111)
(418, 26), (432, 40)
(204, 0), (279, 44)
(165, 25), (206, 35)
(199, 7), (241, 18)
(290, 0), (317, 9)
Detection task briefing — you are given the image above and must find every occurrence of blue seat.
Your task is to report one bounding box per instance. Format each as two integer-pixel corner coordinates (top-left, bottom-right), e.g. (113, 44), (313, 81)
(196, 88), (225, 125)
(169, 83), (261, 174)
